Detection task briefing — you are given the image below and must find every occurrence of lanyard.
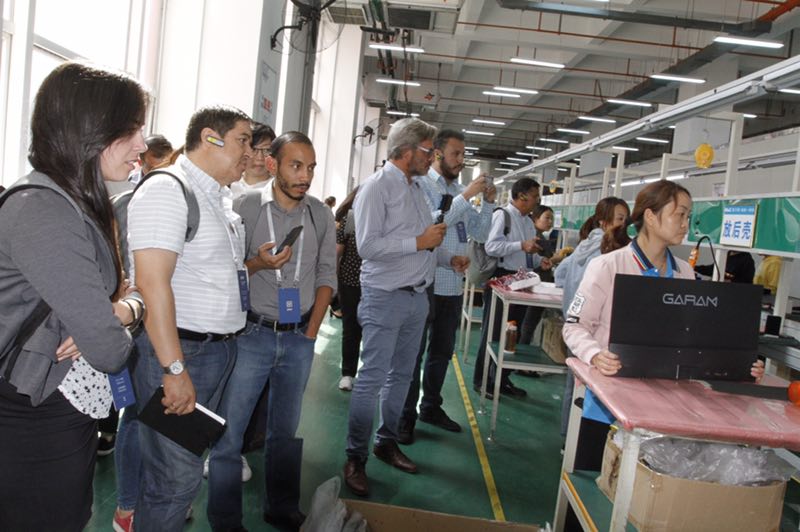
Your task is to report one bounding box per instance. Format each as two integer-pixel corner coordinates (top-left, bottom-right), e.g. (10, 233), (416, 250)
(193, 180), (243, 267)
(265, 203), (305, 286)
(631, 238), (674, 278)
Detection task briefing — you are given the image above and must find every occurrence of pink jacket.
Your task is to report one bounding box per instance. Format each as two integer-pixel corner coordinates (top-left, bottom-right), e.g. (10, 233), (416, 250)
(562, 244), (694, 365)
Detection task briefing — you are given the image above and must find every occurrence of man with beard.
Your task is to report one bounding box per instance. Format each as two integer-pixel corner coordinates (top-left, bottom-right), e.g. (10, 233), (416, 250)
(127, 105), (252, 531)
(343, 118), (469, 497)
(398, 129), (495, 443)
(207, 131), (335, 532)
(229, 122), (276, 199)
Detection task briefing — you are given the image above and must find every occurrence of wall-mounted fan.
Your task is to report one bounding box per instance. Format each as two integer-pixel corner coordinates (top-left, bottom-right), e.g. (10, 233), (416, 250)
(352, 117), (391, 146)
(271, 0), (347, 55)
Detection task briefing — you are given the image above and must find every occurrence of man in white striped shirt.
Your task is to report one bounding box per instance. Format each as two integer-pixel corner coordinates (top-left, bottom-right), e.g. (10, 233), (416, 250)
(127, 105), (252, 532)
(343, 118), (469, 497)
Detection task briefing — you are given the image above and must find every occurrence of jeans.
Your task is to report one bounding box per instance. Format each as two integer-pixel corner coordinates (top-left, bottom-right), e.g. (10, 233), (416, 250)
(402, 293), (461, 422)
(472, 269), (527, 388)
(339, 282), (362, 377)
(346, 286), (429, 460)
(115, 344), (142, 511)
(132, 332), (236, 532)
(207, 322), (316, 530)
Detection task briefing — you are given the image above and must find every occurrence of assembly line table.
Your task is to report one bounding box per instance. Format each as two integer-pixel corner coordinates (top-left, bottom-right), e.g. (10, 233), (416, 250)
(478, 280), (566, 439)
(554, 358), (800, 532)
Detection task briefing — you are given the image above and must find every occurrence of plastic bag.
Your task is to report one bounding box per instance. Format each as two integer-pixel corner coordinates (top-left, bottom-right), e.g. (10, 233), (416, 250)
(640, 437), (796, 486)
(302, 476), (368, 532)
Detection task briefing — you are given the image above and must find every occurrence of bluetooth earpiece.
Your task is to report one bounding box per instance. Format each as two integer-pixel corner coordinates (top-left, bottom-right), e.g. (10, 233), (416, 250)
(206, 136), (225, 147)
(435, 153), (442, 161)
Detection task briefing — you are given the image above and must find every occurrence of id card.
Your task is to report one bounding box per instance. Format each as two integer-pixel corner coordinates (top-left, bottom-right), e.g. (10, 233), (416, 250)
(108, 368), (136, 410)
(278, 287), (301, 324)
(237, 269), (250, 311)
(455, 221), (467, 243)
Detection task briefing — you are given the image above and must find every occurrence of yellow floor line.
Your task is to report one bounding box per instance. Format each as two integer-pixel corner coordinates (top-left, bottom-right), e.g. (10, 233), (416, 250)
(452, 354), (506, 522)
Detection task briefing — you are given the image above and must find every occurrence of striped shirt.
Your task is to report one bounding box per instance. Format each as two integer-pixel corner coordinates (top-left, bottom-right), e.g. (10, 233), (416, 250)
(417, 168), (494, 296)
(355, 161), (453, 292)
(485, 202), (543, 272)
(127, 155), (247, 334)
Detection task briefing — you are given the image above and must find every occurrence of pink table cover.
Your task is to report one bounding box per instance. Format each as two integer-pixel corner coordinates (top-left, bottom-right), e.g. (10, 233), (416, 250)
(568, 358), (800, 450)
(487, 280), (562, 305)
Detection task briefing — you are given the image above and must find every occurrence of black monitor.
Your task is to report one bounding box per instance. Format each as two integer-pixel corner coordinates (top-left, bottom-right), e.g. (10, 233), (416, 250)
(609, 274), (762, 381)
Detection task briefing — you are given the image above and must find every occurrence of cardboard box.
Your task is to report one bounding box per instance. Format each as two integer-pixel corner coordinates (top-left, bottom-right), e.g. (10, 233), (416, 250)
(596, 434), (786, 532)
(542, 316), (568, 364)
(344, 500), (539, 532)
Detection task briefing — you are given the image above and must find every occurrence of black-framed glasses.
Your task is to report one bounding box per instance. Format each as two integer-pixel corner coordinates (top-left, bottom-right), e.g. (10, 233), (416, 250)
(253, 147), (271, 157)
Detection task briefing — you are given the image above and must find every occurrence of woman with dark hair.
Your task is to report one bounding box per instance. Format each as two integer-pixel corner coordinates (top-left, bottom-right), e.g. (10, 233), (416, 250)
(0, 62), (146, 530)
(335, 186), (363, 391)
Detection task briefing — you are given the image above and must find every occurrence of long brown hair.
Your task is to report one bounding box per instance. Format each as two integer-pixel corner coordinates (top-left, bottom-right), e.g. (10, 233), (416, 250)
(579, 196), (629, 240)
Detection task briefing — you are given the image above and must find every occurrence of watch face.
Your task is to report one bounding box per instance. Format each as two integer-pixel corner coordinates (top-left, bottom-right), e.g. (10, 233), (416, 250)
(168, 360), (184, 375)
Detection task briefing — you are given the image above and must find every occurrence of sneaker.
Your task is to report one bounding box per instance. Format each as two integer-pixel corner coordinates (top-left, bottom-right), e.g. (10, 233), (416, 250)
(112, 510), (134, 532)
(97, 435), (116, 457)
(241, 455), (252, 482)
(338, 376), (354, 391)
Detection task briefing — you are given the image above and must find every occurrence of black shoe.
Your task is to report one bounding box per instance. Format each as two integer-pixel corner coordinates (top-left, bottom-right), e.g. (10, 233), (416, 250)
(419, 409), (461, 432)
(373, 440), (418, 473)
(472, 384), (494, 400)
(500, 381), (527, 398)
(97, 435), (115, 457)
(263, 510), (306, 532)
(397, 418), (415, 445)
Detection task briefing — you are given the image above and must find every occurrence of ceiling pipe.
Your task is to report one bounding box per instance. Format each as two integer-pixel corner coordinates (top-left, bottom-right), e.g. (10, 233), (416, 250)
(496, 0), (772, 34)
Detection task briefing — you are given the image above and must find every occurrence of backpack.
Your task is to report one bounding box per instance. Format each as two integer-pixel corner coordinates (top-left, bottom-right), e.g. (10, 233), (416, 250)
(111, 170), (200, 273)
(466, 207), (511, 286)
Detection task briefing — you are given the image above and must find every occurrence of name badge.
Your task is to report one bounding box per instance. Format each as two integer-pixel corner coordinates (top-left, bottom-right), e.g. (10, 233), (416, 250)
(455, 221), (467, 243)
(237, 269), (250, 311)
(278, 287), (301, 324)
(526, 253), (534, 269)
(108, 368), (135, 410)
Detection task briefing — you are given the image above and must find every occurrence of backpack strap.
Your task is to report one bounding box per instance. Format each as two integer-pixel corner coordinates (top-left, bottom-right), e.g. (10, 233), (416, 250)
(493, 206), (512, 263)
(237, 189), (264, 257)
(133, 170), (200, 243)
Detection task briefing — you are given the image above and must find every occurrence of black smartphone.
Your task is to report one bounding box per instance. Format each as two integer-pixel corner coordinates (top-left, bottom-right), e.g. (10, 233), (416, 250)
(276, 225), (303, 254)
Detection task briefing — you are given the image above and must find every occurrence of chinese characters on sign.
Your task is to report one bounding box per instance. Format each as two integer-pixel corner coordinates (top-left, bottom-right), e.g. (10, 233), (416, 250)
(720, 205), (757, 248)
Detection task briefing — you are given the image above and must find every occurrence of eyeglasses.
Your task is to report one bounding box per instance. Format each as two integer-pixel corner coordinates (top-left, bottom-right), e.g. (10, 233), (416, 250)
(415, 145), (434, 158)
(253, 147), (271, 157)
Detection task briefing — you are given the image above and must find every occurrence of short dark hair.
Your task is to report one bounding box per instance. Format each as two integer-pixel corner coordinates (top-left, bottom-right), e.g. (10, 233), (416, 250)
(511, 177), (540, 199)
(531, 205), (553, 220)
(252, 123), (276, 147)
(144, 134), (173, 159)
(185, 105), (251, 151)
(433, 129), (465, 151)
(269, 131), (313, 160)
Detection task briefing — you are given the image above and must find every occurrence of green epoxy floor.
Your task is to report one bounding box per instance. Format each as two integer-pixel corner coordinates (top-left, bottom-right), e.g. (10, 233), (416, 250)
(86, 315), (567, 530)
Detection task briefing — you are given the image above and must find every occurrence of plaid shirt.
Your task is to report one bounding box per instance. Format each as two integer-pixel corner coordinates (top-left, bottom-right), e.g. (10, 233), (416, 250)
(418, 168), (494, 296)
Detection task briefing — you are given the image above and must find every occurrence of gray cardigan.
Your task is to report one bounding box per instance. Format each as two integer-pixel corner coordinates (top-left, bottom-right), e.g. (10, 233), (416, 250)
(0, 171), (132, 405)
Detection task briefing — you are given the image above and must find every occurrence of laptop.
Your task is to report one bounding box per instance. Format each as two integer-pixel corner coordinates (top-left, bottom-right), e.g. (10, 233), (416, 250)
(609, 274), (762, 381)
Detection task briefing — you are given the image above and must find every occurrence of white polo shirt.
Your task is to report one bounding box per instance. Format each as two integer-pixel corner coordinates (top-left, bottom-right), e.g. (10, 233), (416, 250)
(128, 155), (247, 334)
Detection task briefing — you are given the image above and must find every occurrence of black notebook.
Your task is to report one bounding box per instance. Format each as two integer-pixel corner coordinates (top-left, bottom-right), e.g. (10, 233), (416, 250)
(138, 387), (226, 457)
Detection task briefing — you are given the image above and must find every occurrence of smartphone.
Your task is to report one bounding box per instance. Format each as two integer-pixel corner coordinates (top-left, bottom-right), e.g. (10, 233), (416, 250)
(276, 225), (303, 254)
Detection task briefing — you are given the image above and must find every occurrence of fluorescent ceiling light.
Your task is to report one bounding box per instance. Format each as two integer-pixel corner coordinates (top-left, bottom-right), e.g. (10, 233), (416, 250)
(507, 157), (528, 162)
(493, 168), (512, 172)
(779, 88), (800, 95)
(650, 74), (706, 84)
(557, 168), (569, 172)
(386, 110), (419, 117)
(578, 115), (616, 124)
(377, 78), (420, 87)
(510, 57), (565, 69)
(607, 98), (652, 108)
(464, 151), (474, 156)
(620, 179), (641, 187)
(526, 145), (553, 152)
(668, 125), (676, 129)
(500, 161), (520, 166)
(540, 138), (569, 144)
(557, 128), (590, 135)
(667, 173), (687, 181)
(612, 145), (639, 151)
(483, 91), (520, 98)
(472, 118), (506, 126)
(515, 152), (537, 157)
(494, 86), (539, 95)
(742, 113), (757, 118)
(714, 36), (783, 49)
(636, 136), (670, 144)
(465, 146), (480, 151)
(462, 129), (495, 136)
(369, 44), (425, 53)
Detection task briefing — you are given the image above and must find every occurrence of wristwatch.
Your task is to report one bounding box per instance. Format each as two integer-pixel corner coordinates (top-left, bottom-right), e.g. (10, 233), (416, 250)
(163, 360), (186, 376)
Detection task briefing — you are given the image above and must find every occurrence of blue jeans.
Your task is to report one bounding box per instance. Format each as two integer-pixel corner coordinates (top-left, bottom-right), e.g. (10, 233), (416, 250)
(115, 344), (142, 511)
(207, 322), (316, 530)
(132, 332), (236, 532)
(346, 286), (429, 460)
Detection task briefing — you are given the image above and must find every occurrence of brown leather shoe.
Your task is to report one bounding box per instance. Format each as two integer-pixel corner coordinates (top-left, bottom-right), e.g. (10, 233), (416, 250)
(372, 440), (418, 474)
(343, 458), (369, 497)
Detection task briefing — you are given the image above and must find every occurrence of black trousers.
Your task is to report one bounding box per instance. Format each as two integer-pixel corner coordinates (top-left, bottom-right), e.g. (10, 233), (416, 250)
(339, 281), (363, 377)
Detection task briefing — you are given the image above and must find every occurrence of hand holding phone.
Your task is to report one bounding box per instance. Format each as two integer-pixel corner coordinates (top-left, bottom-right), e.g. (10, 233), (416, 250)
(276, 226), (303, 254)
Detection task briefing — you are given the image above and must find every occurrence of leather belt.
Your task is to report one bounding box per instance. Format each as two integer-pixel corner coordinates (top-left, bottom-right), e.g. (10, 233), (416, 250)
(176, 328), (239, 343)
(398, 282), (426, 293)
(247, 310), (311, 332)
